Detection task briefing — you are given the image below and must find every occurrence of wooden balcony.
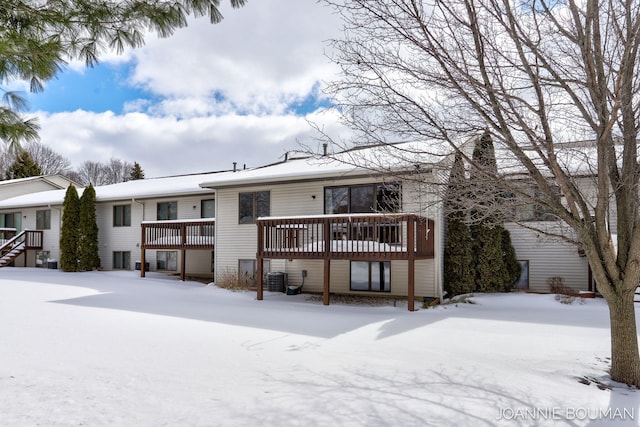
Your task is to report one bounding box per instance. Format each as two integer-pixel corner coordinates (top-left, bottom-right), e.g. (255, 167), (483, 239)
(256, 214), (435, 312)
(257, 213), (434, 260)
(139, 219), (215, 281)
(141, 219), (215, 250)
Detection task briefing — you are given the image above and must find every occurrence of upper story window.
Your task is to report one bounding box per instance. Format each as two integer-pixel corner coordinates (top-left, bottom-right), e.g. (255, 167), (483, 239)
(505, 182), (559, 222)
(36, 209), (51, 230)
(324, 183), (401, 214)
(239, 191), (270, 224)
(113, 204), (131, 227)
(157, 201), (177, 220)
(201, 199), (215, 218)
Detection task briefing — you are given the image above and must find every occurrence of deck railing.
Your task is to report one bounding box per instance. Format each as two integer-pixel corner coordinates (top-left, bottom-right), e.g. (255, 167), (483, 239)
(141, 219), (215, 249)
(257, 214), (434, 260)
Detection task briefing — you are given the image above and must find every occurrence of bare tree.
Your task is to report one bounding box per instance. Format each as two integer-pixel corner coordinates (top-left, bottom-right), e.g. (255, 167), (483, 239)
(76, 160), (107, 186)
(22, 141), (72, 176)
(324, 0), (640, 385)
(103, 158), (134, 185)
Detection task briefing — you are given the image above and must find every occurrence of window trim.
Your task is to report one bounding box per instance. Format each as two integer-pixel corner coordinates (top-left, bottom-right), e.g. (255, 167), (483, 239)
(350, 261), (391, 292)
(157, 201), (178, 221)
(113, 204), (132, 227)
(238, 191), (270, 224)
(36, 209), (51, 230)
(113, 251), (131, 270)
(324, 183), (401, 214)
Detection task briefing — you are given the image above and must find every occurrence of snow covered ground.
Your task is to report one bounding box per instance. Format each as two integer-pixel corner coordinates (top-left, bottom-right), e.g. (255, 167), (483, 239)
(0, 268), (638, 426)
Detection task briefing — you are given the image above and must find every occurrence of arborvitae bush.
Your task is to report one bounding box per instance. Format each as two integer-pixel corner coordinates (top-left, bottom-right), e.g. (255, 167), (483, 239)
(444, 216), (475, 297)
(60, 185), (80, 271)
(79, 184), (100, 270)
(443, 153), (475, 297)
(471, 223), (508, 292)
(501, 227), (521, 291)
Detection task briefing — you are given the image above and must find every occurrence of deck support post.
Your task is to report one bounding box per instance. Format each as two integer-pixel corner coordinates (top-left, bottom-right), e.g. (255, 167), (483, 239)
(140, 225), (146, 278)
(323, 258), (331, 306)
(407, 218), (415, 312)
(257, 255), (264, 301)
(257, 221), (264, 301)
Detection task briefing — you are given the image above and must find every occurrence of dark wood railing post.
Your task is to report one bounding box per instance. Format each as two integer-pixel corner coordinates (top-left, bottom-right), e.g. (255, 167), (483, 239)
(407, 216), (415, 312)
(257, 220), (264, 301)
(323, 217), (331, 306)
(140, 224), (146, 277)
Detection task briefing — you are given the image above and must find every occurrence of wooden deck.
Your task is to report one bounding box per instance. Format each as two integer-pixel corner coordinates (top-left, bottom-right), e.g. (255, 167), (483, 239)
(139, 219), (215, 280)
(256, 214), (435, 311)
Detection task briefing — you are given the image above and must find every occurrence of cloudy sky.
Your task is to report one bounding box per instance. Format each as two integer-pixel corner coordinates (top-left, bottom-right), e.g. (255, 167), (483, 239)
(25, 1), (352, 178)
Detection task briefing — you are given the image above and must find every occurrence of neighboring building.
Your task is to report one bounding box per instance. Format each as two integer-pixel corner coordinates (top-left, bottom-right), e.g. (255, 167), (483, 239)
(0, 173), (221, 276)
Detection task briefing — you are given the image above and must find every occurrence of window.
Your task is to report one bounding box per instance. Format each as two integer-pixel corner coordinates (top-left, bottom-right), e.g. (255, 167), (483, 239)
(157, 202), (177, 220)
(325, 184), (401, 214)
(351, 261), (391, 292)
(506, 182), (559, 222)
(157, 251), (177, 271)
(201, 199), (215, 218)
(35, 251), (50, 268)
(113, 204), (131, 227)
(0, 212), (21, 230)
(239, 191), (270, 224)
(113, 251), (131, 270)
(239, 259), (271, 286)
(36, 210), (51, 230)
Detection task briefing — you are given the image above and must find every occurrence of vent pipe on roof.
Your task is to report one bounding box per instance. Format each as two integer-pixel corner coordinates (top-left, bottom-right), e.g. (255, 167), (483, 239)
(284, 152), (288, 162)
(233, 162), (237, 172)
(323, 143), (328, 156)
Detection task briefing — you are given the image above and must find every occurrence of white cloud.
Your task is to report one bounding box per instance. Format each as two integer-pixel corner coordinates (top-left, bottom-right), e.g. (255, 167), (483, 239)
(28, 0), (354, 177)
(126, 0), (341, 115)
(36, 108), (352, 178)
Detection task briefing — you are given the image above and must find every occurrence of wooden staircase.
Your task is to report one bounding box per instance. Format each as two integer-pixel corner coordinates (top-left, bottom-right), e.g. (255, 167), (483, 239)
(0, 230), (43, 268)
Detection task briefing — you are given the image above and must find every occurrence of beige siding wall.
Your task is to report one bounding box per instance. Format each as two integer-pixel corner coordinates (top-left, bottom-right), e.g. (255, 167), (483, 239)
(0, 206), (62, 268)
(96, 201), (144, 270)
(0, 181), (64, 201)
(215, 176), (440, 299)
(506, 223), (589, 293)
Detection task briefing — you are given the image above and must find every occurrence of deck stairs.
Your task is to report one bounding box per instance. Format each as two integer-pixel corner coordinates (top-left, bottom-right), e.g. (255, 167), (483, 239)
(0, 231), (28, 268)
(0, 242), (25, 267)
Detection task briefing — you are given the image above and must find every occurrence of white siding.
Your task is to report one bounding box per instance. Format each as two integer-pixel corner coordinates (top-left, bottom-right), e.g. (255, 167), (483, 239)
(506, 223), (589, 293)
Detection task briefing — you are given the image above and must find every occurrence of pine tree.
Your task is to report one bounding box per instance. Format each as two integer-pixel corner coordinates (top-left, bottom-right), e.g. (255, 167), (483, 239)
(79, 184), (100, 271)
(5, 149), (42, 179)
(129, 162), (145, 180)
(60, 185), (80, 271)
(443, 152), (475, 297)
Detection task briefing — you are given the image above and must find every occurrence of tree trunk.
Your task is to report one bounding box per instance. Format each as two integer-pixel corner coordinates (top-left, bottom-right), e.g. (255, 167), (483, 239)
(608, 290), (640, 385)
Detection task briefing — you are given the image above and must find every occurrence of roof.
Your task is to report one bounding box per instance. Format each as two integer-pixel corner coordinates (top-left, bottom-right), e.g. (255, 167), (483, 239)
(0, 175), (81, 189)
(0, 171), (224, 209)
(199, 141), (454, 189)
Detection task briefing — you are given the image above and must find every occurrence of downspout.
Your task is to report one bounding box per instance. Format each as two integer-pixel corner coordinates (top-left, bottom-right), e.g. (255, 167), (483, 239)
(49, 204), (62, 264)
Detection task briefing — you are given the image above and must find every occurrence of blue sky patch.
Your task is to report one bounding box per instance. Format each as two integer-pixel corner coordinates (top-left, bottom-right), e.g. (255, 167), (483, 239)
(27, 62), (156, 114)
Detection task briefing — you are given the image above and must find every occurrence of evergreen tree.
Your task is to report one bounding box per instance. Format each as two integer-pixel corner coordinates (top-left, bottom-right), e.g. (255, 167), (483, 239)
(79, 184), (100, 271)
(469, 131), (509, 292)
(5, 149), (42, 179)
(443, 153), (474, 297)
(501, 228), (522, 290)
(60, 185), (80, 271)
(129, 162), (145, 180)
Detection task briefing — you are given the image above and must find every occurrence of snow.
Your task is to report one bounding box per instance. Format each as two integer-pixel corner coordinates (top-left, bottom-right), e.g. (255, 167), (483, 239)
(1, 268), (639, 426)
